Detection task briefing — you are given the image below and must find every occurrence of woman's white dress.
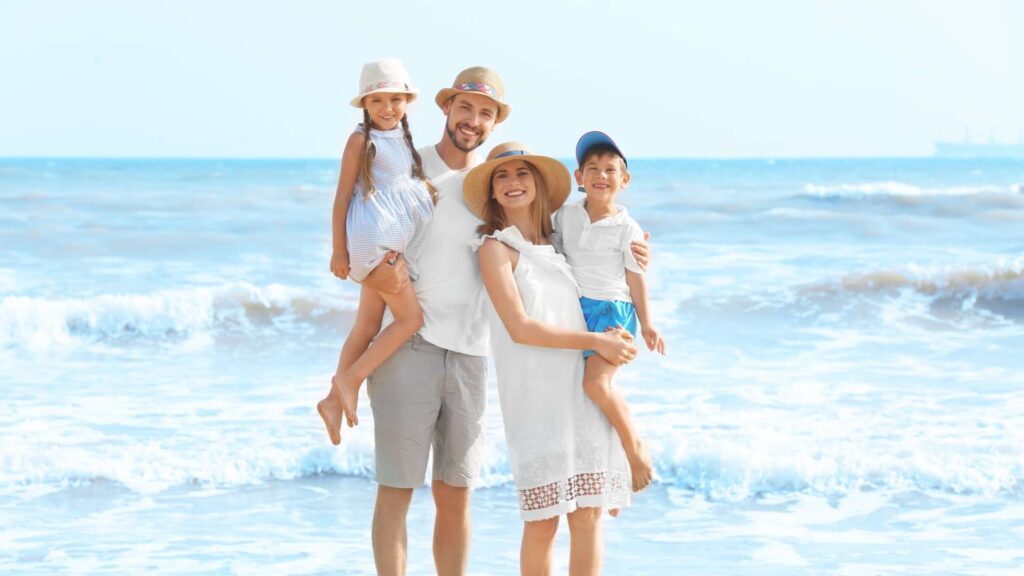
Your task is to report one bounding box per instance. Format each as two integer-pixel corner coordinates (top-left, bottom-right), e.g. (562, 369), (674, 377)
(475, 226), (631, 521)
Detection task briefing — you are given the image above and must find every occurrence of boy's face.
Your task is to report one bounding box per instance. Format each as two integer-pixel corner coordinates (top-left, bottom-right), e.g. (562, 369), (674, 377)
(574, 152), (630, 198)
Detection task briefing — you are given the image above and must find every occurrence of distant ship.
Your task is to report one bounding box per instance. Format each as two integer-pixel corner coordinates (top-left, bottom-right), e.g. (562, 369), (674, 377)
(933, 141), (1024, 159)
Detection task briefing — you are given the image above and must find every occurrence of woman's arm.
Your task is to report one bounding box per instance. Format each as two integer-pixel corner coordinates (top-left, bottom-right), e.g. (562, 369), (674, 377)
(329, 132), (366, 280)
(479, 238), (637, 365)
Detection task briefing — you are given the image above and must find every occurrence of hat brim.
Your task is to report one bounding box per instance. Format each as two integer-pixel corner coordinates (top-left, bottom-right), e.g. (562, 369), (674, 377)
(435, 88), (511, 123)
(463, 154), (570, 222)
(350, 89), (419, 109)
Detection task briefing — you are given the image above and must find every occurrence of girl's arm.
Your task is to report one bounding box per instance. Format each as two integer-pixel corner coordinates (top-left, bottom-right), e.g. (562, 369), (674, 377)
(479, 238), (637, 365)
(330, 132), (367, 280)
(626, 270), (665, 354)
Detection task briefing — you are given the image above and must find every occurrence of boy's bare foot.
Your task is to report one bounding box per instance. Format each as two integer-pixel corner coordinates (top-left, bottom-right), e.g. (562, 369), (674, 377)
(332, 373), (361, 427)
(627, 439), (654, 492)
(316, 390), (343, 446)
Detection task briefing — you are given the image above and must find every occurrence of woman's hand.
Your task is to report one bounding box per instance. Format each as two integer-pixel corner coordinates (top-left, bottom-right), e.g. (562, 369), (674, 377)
(594, 327), (638, 366)
(330, 250), (351, 280)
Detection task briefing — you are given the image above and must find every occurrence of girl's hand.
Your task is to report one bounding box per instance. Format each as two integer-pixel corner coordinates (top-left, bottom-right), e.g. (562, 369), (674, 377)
(595, 328), (638, 366)
(330, 250), (351, 280)
(642, 325), (665, 355)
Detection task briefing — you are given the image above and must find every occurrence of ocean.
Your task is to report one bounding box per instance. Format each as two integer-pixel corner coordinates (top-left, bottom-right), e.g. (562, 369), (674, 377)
(1, 157), (1023, 574)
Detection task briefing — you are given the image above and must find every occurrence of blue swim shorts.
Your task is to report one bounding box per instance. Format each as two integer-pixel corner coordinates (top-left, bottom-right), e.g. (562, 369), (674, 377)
(580, 297), (639, 359)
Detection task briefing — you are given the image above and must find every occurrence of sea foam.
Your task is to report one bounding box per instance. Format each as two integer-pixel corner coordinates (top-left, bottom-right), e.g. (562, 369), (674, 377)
(0, 282), (355, 351)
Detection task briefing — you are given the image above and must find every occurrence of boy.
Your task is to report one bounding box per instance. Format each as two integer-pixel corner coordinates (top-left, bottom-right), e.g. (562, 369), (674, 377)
(552, 131), (666, 492)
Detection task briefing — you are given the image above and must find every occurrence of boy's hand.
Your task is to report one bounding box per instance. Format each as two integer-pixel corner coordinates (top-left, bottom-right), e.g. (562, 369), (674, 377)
(630, 232), (651, 271)
(330, 250), (351, 280)
(642, 325), (665, 355)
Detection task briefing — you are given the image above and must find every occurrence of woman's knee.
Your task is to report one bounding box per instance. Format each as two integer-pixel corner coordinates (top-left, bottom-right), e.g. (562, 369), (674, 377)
(566, 506), (602, 530)
(523, 517), (559, 541)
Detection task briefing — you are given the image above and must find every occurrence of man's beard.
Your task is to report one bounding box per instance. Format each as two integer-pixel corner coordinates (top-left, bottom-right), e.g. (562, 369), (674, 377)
(445, 120), (487, 152)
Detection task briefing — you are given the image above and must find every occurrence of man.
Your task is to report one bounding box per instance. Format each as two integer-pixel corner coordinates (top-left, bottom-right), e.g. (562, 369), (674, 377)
(357, 66), (506, 576)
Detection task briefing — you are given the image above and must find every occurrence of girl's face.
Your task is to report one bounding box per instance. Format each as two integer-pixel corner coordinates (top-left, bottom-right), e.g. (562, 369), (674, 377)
(491, 159), (537, 213)
(362, 92), (409, 131)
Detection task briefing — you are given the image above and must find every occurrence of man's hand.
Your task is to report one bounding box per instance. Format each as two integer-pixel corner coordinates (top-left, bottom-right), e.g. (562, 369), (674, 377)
(642, 325), (665, 355)
(330, 250), (351, 280)
(361, 252), (409, 295)
(630, 231), (651, 272)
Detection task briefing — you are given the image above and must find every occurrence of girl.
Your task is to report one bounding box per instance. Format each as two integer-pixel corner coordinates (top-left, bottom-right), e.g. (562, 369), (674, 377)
(317, 58), (435, 445)
(466, 142), (636, 575)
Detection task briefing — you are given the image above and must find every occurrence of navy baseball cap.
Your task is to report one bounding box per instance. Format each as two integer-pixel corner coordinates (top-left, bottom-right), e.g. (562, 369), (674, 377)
(575, 131), (627, 167)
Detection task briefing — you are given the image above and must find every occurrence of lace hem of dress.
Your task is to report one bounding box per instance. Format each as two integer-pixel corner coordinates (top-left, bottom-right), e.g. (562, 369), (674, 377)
(517, 470), (630, 515)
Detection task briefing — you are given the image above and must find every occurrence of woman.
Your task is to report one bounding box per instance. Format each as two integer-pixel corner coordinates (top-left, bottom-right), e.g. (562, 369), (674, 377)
(466, 142), (636, 575)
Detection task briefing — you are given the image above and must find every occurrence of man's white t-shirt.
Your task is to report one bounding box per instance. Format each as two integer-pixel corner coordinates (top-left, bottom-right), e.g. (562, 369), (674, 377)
(394, 145), (488, 357)
(552, 198), (645, 303)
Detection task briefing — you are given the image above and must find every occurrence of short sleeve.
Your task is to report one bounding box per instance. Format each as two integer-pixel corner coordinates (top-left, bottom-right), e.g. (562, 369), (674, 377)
(550, 207), (565, 254)
(621, 217), (646, 274)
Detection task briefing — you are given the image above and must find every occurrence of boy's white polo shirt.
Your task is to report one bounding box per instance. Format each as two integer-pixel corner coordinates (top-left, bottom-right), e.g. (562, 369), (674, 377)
(553, 198), (645, 303)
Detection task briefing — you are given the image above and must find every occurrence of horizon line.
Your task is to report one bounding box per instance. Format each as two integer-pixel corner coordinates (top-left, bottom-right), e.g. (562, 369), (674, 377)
(2, 153), (1005, 162)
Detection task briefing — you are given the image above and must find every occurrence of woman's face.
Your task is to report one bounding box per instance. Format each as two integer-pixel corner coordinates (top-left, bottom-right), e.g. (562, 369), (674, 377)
(490, 159), (537, 214)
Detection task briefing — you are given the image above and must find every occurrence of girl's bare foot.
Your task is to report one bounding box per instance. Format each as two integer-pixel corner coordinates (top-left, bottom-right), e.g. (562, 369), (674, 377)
(316, 389), (343, 445)
(608, 508), (620, 517)
(627, 439), (654, 492)
(332, 373), (361, 427)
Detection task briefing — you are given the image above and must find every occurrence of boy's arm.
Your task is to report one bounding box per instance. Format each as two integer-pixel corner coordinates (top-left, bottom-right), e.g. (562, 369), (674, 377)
(329, 132), (366, 280)
(626, 270), (665, 354)
(623, 219), (665, 354)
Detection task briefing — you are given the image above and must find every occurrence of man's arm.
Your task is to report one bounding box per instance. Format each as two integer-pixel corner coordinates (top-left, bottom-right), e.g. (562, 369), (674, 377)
(360, 252), (410, 295)
(629, 231), (651, 271)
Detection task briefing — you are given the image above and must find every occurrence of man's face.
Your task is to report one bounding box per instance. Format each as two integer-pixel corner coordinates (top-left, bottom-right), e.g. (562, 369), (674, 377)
(443, 93), (499, 152)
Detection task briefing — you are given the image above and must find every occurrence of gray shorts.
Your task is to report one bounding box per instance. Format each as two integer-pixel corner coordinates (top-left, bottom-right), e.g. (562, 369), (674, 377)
(367, 334), (487, 489)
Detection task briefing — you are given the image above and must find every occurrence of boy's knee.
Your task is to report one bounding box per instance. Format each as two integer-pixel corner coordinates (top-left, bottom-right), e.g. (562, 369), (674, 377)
(583, 374), (611, 399)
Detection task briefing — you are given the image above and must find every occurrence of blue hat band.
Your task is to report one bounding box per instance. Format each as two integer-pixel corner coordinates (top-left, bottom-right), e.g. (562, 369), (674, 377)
(495, 150), (528, 159)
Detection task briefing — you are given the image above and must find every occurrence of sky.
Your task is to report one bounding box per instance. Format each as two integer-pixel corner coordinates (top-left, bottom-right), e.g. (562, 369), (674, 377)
(1, 0), (1022, 158)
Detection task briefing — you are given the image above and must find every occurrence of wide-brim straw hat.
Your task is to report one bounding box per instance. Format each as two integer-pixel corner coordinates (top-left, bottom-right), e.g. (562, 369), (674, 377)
(463, 142), (571, 221)
(435, 66), (511, 123)
(350, 58), (419, 108)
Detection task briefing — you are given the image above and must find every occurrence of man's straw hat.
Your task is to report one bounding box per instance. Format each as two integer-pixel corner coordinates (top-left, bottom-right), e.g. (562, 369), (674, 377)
(435, 66), (511, 123)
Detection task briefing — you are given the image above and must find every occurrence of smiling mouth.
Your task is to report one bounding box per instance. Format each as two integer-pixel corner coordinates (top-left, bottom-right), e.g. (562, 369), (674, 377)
(504, 189), (526, 198)
(458, 125), (480, 138)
